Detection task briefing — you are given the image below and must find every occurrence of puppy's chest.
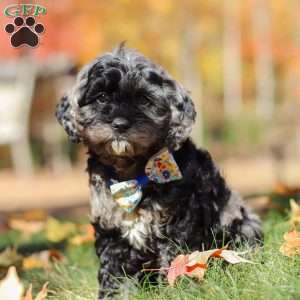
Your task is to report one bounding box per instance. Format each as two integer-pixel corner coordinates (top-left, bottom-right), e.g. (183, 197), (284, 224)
(90, 174), (166, 250)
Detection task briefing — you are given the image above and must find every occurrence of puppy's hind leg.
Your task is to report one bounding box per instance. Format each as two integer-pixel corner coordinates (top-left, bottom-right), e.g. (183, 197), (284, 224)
(220, 191), (263, 247)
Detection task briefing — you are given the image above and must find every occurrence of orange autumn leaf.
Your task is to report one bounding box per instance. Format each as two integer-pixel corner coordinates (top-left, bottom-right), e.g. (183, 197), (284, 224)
(23, 250), (65, 270)
(167, 254), (189, 286)
(273, 182), (300, 196)
(186, 249), (218, 267)
(69, 224), (95, 246)
(166, 247), (253, 286)
(8, 210), (47, 236)
(290, 199), (300, 226)
(23, 285), (33, 300)
(280, 229), (300, 257)
(185, 263), (207, 282)
(8, 219), (45, 235)
(9, 210), (47, 222)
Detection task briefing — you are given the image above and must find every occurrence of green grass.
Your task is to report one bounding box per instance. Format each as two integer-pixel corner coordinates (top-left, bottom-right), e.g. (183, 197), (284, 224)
(13, 212), (300, 299)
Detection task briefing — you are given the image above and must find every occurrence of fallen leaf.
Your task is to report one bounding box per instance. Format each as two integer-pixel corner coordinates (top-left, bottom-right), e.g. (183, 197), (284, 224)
(0, 248), (23, 277)
(34, 282), (48, 300)
(8, 210), (47, 237)
(69, 224), (95, 246)
(186, 249), (219, 267)
(23, 284), (33, 300)
(0, 216), (9, 233)
(167, 254), (189, 286)
(8, 219), (45, 235)
(215, 250), (253, 264)
(273, 182), (300, 196)
(9, 210), (47, 222)
(0, 265), (48, 300)
(290, 199), (300, 226)
(23, 250), (64, 270)
(45, 218), (77, 242)
(23, 282), (48, 300)
(280, 229), (300, 257)
(165, 247), (252, 286)
(184, 266), (207, 284)
(0, 266), (23, 300)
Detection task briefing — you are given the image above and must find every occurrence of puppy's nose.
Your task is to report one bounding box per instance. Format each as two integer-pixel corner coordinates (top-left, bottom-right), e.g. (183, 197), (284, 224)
(112, 118), (130, 132)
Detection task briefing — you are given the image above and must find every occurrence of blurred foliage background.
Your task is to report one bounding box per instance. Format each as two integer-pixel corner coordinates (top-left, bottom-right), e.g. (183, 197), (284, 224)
(0, 0), (299, 211)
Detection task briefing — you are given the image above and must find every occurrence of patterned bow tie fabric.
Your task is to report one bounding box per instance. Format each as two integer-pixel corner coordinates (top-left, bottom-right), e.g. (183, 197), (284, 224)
(145, 148), (182, 183)
(109, 180), (142, 213)
(109, 148), (182, 213)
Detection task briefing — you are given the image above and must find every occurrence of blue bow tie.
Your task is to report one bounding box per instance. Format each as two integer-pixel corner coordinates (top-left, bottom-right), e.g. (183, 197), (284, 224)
(108, 148), (182, 213)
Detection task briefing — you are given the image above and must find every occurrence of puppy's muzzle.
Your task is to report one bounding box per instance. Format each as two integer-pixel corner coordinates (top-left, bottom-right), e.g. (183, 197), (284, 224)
(110, 140), (133, 156)
(112, 118), (130, 133)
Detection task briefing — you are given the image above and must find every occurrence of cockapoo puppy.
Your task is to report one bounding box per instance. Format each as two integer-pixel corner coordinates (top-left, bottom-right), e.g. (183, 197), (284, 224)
(56, 45), (262, 298)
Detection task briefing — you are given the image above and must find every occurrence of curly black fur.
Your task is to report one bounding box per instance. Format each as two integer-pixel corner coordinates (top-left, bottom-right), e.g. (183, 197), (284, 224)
(55, 44), (262, 299)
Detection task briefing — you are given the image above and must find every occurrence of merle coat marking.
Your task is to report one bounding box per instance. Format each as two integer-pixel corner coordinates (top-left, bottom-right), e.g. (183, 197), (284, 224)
(56, 45), (262, 298)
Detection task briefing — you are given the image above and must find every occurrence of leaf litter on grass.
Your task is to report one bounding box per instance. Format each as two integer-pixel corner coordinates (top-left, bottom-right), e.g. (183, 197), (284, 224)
(0, 266), (48, 300)
(279, 199), (300, 257)
(143, 247), (254, 286)
(2, 194), (300, 300)
(0, 211), (96, 300)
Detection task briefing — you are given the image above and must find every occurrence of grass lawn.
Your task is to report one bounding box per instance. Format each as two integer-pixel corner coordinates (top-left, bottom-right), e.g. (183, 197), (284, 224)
(3, 211), (300, 300)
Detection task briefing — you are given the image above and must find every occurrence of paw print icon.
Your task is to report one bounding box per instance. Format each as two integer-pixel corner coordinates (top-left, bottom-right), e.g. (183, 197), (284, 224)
(5, 16), (45, 48)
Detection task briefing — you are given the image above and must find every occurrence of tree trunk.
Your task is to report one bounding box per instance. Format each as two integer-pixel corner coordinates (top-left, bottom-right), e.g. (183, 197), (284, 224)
(251, 0), (275, 121)
(179, 17), (203, 147)
(223, 0), (242, 117)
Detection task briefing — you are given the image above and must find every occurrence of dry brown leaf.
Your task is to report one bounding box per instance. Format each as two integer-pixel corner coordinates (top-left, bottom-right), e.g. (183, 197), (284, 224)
(167, 254), (189, 286)
(164, 247), (253, 286)
(216, 250), (253, 264)
(23, 282), (48, 300)
(0, 266), (23, 300)
(280, 229), (300, 257)
(23, 284), (33, 300)
(290, 199), (300, 226)
(23, 250), (64, 270)
(34, 282), (48, 300)
(69, 224), (95, 246)
(273, 182), (300, 196)
(9, 219), (45, 235)
(9, 210), (47, 222)
(0, 266), (48, 300)
(8, 210), (47, 236)
(0, 248), (23, 274)
(186, 249), (217, 267)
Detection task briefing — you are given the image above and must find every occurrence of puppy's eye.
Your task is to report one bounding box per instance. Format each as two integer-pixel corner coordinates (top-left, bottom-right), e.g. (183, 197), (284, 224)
(139, 97), (151, 106)
(96, 92), (107, 104)
(156, 107), (166, 116)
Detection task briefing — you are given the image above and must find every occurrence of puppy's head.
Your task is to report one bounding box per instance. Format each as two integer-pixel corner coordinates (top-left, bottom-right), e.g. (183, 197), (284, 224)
(56, 45), (196, 161)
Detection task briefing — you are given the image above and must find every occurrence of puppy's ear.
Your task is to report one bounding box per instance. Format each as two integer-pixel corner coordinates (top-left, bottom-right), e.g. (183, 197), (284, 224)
(167, 84), (196, 150)
(145, 70), (164, 86)
(55, 60), (95, 143)
(55, 95), (82, 143)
